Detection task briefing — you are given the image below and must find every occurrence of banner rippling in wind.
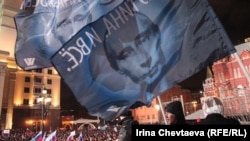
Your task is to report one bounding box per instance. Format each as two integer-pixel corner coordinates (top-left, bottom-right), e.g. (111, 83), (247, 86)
(15, 0), (236, 121)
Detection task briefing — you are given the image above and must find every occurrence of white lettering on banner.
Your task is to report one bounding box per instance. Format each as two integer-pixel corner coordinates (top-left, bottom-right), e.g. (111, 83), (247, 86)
(102, 0), (151, 37)
(59, 48), (80, 72)
(103, 1), (135, 37)
(76, 38), (91, 56)
(40, 0), (82, 8)
(139, 0), (150, 4)
(84, 27), (102, 48)
(57, 27), (101, 72)
(21, 0), (83, 9)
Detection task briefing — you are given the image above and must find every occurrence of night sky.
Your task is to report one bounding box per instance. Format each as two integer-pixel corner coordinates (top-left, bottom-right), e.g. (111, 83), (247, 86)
(209, 0), (250, 45)
(179, 0), (250, 91)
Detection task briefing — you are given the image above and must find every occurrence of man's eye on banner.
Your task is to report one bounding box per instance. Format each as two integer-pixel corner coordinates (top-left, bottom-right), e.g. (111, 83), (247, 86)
(14, 0), (123, 70)
(51, 0), (236, 121)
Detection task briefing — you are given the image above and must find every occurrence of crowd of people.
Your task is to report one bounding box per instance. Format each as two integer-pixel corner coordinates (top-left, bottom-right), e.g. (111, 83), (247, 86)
(0, 96), (242, 141)
(0, 124), (121, 141)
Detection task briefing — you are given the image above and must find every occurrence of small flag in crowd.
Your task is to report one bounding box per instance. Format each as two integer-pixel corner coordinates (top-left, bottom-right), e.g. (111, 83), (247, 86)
(67, 130), (76, 141)
(114, 127), (118, 132)
(42, 132), (46, 141)
(77, 133), (83, 141)
(31, 131), (43, 141)
(44, 130), (56, 141)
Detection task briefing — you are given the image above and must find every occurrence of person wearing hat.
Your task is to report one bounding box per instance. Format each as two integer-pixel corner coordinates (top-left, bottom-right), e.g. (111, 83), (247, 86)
(198, 96), (241, 125)
(165, 100), (189, 125)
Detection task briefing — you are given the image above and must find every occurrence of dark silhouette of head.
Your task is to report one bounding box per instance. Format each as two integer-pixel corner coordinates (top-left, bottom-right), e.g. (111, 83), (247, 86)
(165, 100), (186, 124)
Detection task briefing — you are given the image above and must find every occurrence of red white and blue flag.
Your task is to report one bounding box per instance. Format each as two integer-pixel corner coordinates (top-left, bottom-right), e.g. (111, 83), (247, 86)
(66, 131), (76, 141)
(77, 133), (83, 141)
(44, 130), (56, 141)
(31, 131), (43, 141)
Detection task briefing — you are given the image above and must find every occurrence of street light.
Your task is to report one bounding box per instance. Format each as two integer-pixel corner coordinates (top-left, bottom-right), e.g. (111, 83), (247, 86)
(37, 87), (51, 136)
(192, 101), (197, 112)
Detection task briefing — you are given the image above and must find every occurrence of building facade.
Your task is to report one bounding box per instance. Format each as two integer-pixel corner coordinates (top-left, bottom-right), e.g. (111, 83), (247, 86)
(0, 51), (61, 130)
(0, 0), (62, 131)
(203, 42), (250, 121)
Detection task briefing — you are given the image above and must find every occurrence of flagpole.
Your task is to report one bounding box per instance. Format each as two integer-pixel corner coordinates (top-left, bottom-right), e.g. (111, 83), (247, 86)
(157, 96), (167, 125)
(233, 52), (250, 85)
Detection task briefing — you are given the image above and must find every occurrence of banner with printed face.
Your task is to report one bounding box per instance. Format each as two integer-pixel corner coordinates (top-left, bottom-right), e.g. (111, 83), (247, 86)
(14, 0), (123, 70)
(51, 0), (236, 121)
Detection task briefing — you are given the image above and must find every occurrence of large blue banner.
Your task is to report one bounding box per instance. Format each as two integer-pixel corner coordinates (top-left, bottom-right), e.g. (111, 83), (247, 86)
(51, 0), (236, 121)
(14, 0), (123, 70)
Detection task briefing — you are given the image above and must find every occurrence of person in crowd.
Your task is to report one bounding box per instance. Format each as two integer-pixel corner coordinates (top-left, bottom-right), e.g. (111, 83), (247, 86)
(165, 100), (189, 125)
(198, 96), (241, 125)
(117, 111), (139, 141)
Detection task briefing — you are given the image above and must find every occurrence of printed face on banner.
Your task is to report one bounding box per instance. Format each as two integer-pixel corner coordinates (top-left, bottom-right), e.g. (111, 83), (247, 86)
(104, 12), (165, 84)
(53, 1), (91, 44)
